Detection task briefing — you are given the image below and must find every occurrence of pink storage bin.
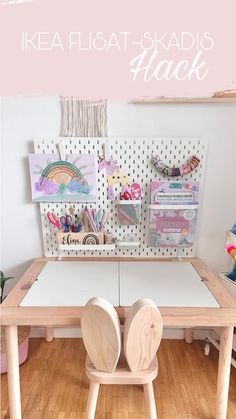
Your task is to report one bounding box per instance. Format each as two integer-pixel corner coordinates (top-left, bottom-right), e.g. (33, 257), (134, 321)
(0, 326), (30, 374)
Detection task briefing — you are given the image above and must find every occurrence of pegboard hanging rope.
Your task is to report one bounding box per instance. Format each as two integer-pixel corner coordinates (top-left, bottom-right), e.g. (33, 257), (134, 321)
(151, 154), (200, 177)
(60, 97), (107, 137)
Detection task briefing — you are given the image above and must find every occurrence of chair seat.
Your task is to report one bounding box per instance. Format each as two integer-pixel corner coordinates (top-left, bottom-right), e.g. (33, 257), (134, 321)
(86, 352), (158, 385)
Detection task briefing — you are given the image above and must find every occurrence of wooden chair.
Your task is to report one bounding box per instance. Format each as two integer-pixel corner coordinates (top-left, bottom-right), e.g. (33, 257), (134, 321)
(81, 297), (163, 419)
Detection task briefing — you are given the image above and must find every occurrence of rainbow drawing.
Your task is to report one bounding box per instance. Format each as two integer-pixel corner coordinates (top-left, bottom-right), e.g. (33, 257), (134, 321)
(41, 160), (83, 181)
(28, 153), (97, 202)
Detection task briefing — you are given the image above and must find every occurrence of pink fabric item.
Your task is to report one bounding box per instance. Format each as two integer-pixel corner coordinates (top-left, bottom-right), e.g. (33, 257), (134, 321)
(0, 337), (29, 374)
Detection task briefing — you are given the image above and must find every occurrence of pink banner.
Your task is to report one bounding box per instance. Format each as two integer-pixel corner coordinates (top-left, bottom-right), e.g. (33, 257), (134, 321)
(0, 0), (235, 99)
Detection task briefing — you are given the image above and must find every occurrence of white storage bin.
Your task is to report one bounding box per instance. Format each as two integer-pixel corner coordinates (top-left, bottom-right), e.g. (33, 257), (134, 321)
(148, 204), (199, 247)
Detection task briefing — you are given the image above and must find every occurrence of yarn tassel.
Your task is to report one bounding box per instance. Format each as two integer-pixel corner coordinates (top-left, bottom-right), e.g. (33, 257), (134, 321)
(60, 97), (107, 137)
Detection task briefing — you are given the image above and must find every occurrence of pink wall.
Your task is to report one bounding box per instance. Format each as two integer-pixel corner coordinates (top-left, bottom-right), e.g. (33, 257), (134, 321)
(0, 0), (235, 99)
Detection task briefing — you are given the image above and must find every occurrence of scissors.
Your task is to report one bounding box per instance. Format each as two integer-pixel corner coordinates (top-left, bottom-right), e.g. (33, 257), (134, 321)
(47, 212), (62, 230)
(60, 214), (72, 232)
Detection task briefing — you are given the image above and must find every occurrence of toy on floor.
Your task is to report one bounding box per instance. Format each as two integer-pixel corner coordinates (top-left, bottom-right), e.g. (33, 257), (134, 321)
(151, 154), (200, 177)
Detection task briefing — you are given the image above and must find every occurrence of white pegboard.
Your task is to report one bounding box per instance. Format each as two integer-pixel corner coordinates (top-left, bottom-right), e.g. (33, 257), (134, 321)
(34, 137), (208, 258)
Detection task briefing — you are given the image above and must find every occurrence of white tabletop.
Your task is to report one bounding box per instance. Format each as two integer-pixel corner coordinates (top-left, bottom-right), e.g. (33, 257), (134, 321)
(20, 261), (119, 306)
(20, 260), (219, 308)
(119, 262), (219, 307)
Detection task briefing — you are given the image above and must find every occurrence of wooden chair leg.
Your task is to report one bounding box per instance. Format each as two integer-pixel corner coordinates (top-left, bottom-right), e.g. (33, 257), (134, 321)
(85, 381), (100, 419)
(143, 382), (157, 419)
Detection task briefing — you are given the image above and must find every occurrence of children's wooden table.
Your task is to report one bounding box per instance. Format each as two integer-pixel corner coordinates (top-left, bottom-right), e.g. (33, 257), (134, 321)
(1, 257), (236, 419)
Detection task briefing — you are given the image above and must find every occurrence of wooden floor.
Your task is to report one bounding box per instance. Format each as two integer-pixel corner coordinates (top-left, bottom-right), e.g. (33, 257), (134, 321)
(1, 338), (236, 419)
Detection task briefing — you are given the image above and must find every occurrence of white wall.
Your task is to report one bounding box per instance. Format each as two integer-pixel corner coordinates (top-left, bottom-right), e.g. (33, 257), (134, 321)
(0, 97), (61, 293)
(1, 97), (236, 292)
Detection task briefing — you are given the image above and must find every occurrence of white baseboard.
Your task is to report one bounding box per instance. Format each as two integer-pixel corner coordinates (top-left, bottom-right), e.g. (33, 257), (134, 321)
(30, 327), (216, 340)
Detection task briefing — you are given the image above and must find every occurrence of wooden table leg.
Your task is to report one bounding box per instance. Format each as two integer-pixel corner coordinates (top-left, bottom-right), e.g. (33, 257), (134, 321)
(6, 325), (22, 419)
(45, 327), (54, 342)
(216, 326), (234, 419)
(184, 328), (194, 343)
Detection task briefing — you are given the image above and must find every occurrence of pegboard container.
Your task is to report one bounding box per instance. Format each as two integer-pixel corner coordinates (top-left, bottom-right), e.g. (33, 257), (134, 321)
(34, 137), (208, 258)
(148, 205), (199, 248)
(117, 200), (141, 225)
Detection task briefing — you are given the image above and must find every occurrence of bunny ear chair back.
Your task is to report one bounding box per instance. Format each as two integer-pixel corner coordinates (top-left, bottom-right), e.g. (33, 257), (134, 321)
(81, 297), (121, 373)
(123, 298), (163, 372)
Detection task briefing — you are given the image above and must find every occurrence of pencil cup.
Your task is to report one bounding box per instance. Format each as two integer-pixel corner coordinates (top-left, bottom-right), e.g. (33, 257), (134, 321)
(117, 200), (141, 225)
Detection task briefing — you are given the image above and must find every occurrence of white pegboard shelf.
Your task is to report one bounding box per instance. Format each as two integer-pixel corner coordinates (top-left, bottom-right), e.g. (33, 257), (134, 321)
(35, 137), (208, 258)
(116, 241), (140, 247)
(117, 200), (141, 205)
(58, 244), (116, 252)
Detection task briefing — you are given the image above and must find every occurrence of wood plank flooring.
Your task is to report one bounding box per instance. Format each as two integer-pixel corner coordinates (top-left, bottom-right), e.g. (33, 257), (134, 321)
(1, 338), (236, 418)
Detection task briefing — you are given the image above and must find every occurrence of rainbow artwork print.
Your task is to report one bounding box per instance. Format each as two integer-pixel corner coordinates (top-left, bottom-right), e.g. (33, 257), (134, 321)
(28, 153), (97, 202)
